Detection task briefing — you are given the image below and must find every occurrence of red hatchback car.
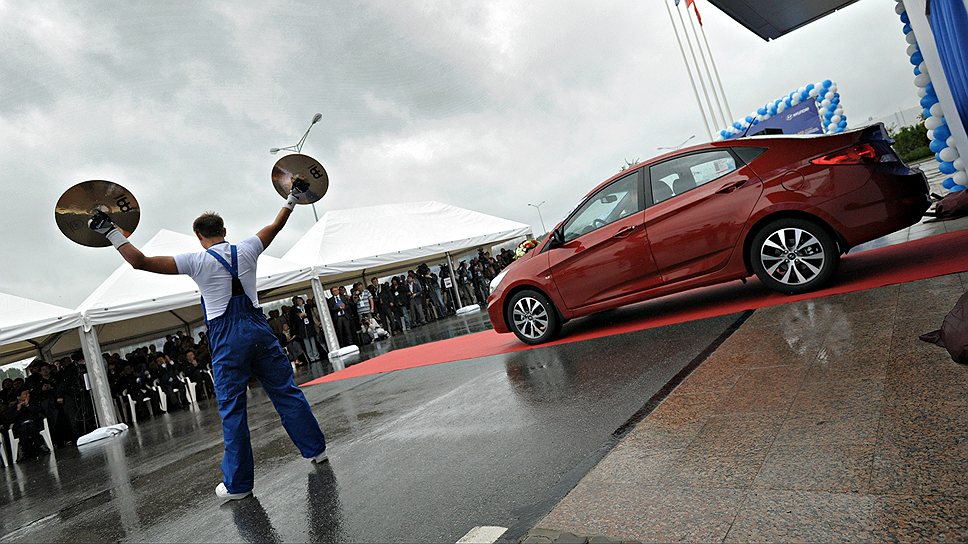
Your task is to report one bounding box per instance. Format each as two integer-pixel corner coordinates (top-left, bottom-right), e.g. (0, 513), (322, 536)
(487, 124), (930, 344)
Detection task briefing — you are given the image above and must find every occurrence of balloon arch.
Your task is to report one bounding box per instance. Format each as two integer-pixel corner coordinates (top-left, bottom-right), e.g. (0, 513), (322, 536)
(715, 80), (846, 141)
(896, 0), (967, 192)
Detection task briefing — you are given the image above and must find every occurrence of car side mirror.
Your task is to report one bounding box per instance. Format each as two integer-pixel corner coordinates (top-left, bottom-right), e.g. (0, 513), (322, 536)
(548, 228), (564, 248)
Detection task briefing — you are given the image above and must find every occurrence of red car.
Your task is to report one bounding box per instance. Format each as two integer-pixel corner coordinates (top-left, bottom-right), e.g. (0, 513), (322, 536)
(487, 124), (930, 344)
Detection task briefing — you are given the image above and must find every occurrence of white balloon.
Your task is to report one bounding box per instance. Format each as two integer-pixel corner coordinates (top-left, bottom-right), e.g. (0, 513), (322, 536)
(809, 88), (820, 98)
(927, 129), (936, 141)
(777, 103), (787, 113)
(834, 107), (844, 116)
(914, 73), (931, 87)
(930, 103), (944, 117)
(829, 84), (838, 93)
(827, 123), (838, 132)
(797, 86), (806, 94)
(831, 115), (842, 124)
(955, 158), (965, 171)
(821, 99), (832, 108)
(948, 136), (957, 147)
(919, 62), (928, 74)
(824, 91), (835, 100)
(954, 171), (968, 185)
(925, 116), (943, 130)
(940, 147), (959, 162)
(895, 2), (905, 14)
(906, 43), (919, 56)
(906, 32), (917, 44)
(917, 87), (927, 97)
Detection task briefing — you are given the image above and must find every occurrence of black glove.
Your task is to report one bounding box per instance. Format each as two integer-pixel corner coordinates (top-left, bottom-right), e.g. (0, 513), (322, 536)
(285, 176), (312, 210)
(88, 210), (117, 235)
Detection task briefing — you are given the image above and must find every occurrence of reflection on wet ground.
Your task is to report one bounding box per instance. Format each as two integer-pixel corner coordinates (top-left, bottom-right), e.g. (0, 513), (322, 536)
(0, 313), (739, 543)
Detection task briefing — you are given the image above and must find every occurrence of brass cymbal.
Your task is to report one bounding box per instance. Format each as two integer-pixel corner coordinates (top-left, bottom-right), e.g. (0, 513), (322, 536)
(55, 180), (140, 248)
(271, 153), (329, 205)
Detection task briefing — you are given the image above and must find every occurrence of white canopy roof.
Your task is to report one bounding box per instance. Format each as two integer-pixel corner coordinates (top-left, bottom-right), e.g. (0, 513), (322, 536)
(78, 229), (315, 328)
(283, 201), (531, 283)
(0, 292), (81, 364)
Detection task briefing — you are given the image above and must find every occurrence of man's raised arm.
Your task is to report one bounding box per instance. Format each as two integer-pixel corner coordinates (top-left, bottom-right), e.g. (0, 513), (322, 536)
(89, 210), (179, 275)
(256, 178), (311, 250)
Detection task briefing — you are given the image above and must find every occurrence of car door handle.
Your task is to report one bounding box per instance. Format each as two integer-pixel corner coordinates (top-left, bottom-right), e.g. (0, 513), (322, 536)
(716, 179), (747, 193)
(612, 225), (637, 238)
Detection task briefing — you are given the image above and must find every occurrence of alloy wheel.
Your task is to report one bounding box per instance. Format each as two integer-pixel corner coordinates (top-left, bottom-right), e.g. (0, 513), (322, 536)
(511, 296), (550, 340)
(759, 227), (826, 286)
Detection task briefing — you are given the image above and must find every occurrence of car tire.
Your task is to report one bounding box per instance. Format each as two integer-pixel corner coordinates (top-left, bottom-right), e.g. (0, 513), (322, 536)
(506, 289), (560, 345)
(750, 218), (840, 295)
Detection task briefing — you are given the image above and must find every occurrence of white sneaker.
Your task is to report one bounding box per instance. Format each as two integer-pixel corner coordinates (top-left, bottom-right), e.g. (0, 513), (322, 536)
(311, 452), (329, 464)
(215, 482), (252, 501)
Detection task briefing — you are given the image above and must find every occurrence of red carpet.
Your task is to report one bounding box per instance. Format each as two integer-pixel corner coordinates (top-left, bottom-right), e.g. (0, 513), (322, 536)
(302, 230), (968, 386)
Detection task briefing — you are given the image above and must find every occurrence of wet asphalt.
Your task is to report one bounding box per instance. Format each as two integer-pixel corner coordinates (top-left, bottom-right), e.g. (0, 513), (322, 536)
(0, 312), (741, 543)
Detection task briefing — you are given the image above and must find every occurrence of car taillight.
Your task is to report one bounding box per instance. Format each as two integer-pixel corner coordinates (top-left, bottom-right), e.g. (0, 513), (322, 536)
(811, 143), (879, 165)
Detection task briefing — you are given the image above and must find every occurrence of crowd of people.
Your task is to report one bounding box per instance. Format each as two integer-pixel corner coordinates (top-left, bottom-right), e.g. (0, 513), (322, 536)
(0, 246), (520, 462)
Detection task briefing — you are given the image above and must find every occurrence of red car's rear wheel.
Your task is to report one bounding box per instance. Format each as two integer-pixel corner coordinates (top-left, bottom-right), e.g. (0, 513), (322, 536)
(750, 218), (840, 295)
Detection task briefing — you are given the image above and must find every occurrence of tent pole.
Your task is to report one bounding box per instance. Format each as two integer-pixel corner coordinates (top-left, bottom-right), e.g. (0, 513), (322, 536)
(77, 326), (118, 426)
(311, 276), (344, 371)
(445, 252), (463, 309)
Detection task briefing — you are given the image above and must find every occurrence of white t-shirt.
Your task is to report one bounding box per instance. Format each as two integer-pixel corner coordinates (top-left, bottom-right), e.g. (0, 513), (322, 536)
(174, 236), (264, 320)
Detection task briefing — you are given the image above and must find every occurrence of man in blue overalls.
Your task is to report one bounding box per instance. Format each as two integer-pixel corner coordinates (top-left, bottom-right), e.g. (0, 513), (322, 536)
(89, 182), (327, 501)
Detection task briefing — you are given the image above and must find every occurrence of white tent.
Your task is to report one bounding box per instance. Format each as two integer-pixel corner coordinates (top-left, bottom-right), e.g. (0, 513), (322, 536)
(283, 201), (531, 283)
(0, 292), (81, 364)
(271, 200), (531, 356)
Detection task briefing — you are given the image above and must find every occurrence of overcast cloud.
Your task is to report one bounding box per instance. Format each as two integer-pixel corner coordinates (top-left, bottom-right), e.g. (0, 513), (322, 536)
(0, 0), (917, 308)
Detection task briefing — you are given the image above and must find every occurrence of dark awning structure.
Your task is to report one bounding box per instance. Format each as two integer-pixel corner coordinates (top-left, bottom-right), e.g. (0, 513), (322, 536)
(706, 0), (861, 41)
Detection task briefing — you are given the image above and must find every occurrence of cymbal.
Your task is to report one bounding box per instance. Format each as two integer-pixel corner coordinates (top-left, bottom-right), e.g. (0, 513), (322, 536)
(55, 180), (140, 247)
(271, 153), (329, 205)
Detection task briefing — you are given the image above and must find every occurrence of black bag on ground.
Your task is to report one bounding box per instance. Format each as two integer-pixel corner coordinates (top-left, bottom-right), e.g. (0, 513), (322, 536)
(919, 290), (968, 364)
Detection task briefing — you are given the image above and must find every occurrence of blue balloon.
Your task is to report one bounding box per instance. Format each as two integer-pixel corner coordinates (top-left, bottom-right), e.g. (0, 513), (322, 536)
(784, 98), (792, 108)
(924, 108), (933, 118)
(757, 107), (766, 116)
(934, 125), (951, 141)
(952, 184), (966, 192)
(942, 178), (956, 189)
(914, 66), (921, 75)
(822, 79), (832, 88)
(902, 24), (912, 34)
(910, 51), (923, 65)
(805, 83), (815, 91)
(930, 139), (948, 153)
(920, 94), (938, 108)
(900, 12), (910, 24)
(939, 161), (956, 174)
(800, 91), (810, 101)
(925, 83), (935, 95)
(838, 120), (848, 128)
(720, 130), (730, 138)
(733, 122), (743, 130)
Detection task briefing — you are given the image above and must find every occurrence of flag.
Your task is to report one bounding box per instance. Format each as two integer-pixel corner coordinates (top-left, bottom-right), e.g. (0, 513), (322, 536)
(686, 0), (703, 25)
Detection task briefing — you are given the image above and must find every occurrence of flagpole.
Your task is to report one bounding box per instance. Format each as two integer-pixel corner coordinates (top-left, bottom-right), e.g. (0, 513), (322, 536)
(696, 14), (735, 122)
(686, 2), (729, 127)
(674, 0), (719, 137)
(664, 0), (713, 140)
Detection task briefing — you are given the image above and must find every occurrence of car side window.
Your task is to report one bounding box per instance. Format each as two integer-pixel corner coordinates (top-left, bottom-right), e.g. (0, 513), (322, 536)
(562, 172), (640, 243)
(650, 150), (738, 204)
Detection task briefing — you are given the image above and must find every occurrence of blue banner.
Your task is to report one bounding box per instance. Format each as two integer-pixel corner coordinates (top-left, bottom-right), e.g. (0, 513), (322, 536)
(748, 99), (823, 136)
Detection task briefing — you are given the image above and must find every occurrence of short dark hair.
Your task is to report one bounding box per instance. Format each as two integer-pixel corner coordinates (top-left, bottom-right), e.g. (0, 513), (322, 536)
(193, 212), (225, 238)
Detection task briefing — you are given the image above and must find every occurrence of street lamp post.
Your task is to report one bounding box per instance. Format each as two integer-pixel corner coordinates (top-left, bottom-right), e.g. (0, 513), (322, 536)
(270, 113), (324, 221)
(657, 134), (696, 151)
(528, 201), (547, 236)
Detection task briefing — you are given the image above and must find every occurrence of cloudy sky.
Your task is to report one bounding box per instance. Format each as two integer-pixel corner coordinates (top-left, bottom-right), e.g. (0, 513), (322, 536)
(1, 0), (917, 308)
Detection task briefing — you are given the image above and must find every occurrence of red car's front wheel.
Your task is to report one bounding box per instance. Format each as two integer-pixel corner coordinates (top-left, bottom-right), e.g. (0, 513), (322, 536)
(750, 218), (840, 295)
(506, 289), (561, 345)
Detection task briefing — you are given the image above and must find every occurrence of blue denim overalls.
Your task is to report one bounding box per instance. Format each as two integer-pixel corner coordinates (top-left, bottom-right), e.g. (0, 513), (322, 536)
(204, 243), (326, 493)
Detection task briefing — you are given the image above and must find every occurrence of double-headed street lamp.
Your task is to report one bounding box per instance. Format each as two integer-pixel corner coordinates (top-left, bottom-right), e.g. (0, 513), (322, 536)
(528, 201), (547, 236)
(270, 113), (324, 221)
